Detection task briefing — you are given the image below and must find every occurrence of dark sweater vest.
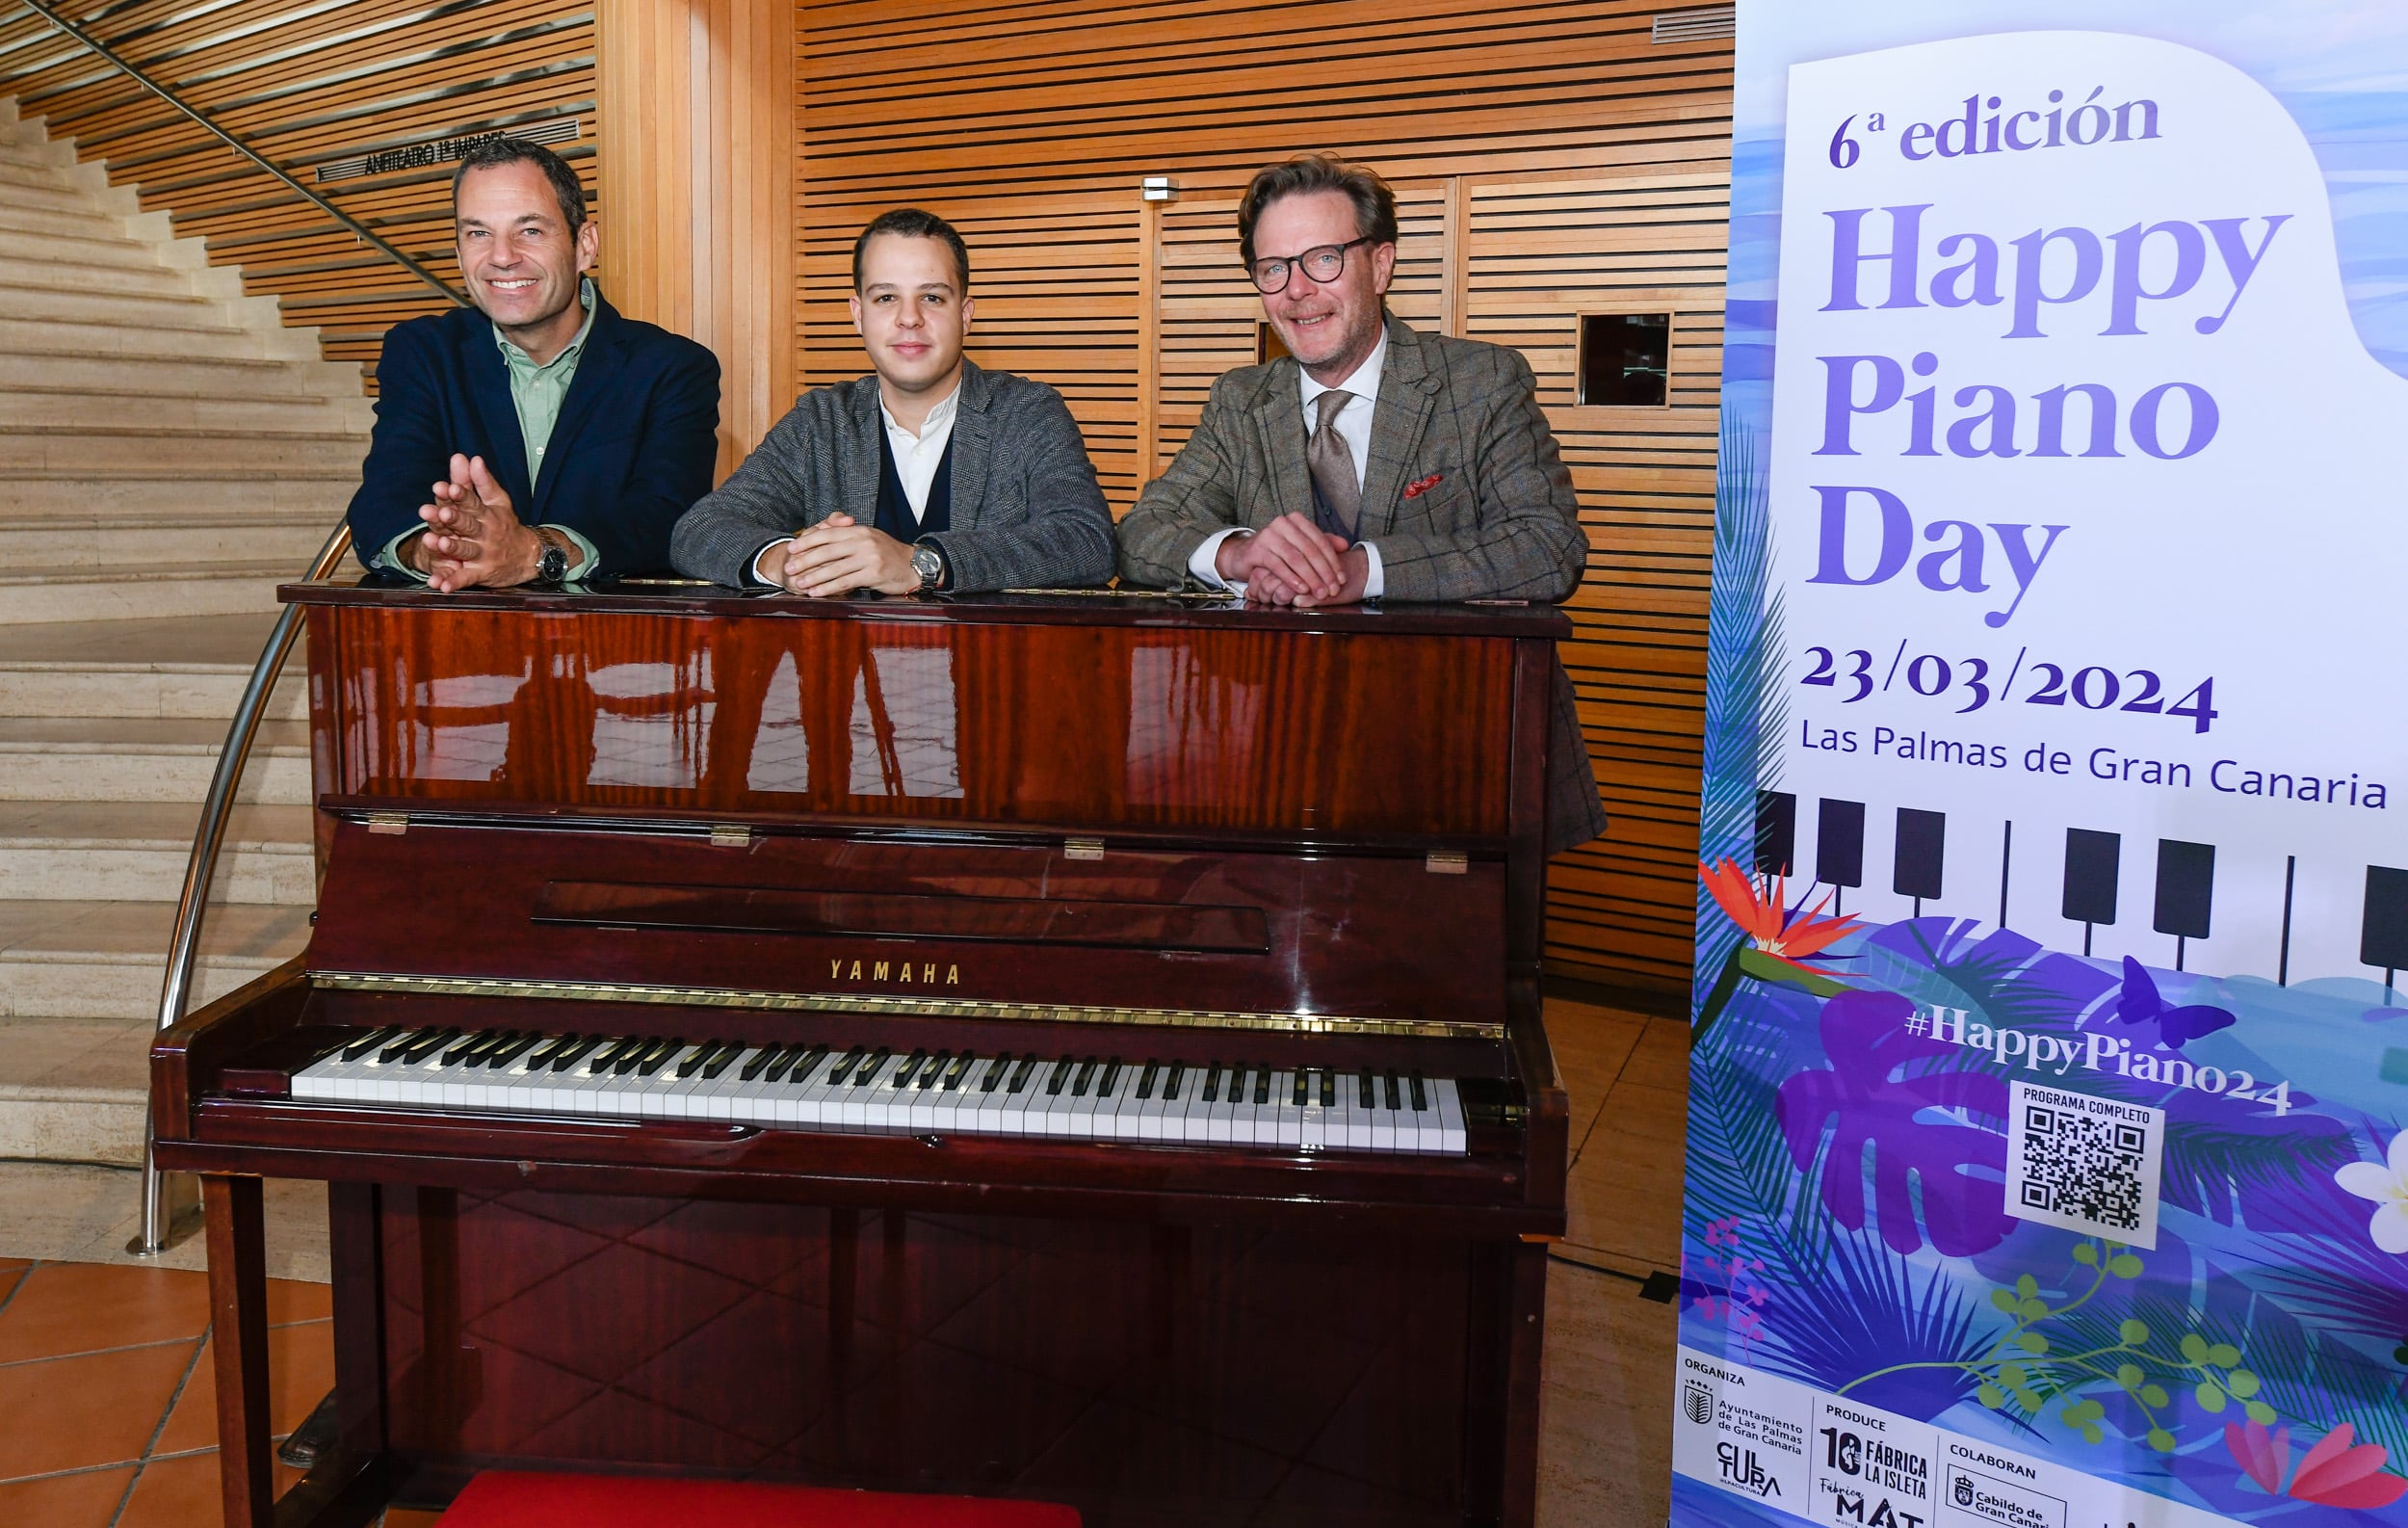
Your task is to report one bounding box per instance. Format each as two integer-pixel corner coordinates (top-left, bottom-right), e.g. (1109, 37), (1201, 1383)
(875, 421), (954, 541)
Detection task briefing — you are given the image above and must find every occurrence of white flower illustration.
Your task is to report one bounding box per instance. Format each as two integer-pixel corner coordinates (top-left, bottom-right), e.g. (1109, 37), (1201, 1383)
(2336, 1128), (2408, 1254)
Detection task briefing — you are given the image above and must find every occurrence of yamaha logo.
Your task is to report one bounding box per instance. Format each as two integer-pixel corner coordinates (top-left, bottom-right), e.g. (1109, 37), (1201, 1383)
(1684, 1383), (1715, 1426)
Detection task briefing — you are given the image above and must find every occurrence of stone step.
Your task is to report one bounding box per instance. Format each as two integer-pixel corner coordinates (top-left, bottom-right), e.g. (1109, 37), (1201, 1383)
(0, 157), (72, 194)
(0, 312), (298, 363)
(0, 172), (108, 212)
(0, 513), (333, 572)
(0, 474), (355, 518)
(0, 425), (366, 475)
(0, 801), (315, 905)
(0, 383), (372, 434)
(0, 246), (199, 297)
(0, 717), (311, 803)
(0, 614), (310, 721)
(0, 566), (294, 624)
(0, 900), (310, 1020)
(0, 224), (184, 271)
(0, 278), (226, 329)
(0, 346), (362, 400)
(0, 200), (127, 240)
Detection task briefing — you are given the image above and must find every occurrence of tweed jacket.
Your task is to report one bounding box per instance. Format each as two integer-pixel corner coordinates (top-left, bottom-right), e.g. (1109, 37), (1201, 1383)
(669, 359), (1114, 594)
(1116, 315), (1608, 854)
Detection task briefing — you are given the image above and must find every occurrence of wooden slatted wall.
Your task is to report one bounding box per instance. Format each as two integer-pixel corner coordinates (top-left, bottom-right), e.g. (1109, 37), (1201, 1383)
(0, 0), (600, 390)
(800, 0), (1733, 989)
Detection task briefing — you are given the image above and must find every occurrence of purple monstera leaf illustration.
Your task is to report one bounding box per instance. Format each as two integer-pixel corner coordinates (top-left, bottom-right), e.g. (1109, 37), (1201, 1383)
(1776, 988), (2015, 1256)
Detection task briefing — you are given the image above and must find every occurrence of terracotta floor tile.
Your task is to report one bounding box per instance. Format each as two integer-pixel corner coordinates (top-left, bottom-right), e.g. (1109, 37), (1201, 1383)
(0, 1255), (30, 1275)
(0, 1464), (136, 1528)
(267, 1278), (332, 1327)
(1562, 1082), (1688, 1270)
(0, 1262), (211, 1363)
(0, 1340), (198, 1477)
(157, 1320), (335, 1455)
(115, 1450), (309, 1528)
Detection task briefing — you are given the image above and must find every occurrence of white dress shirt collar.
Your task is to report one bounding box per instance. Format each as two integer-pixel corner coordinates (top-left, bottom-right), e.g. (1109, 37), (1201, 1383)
(1298, 327), (1389, 417)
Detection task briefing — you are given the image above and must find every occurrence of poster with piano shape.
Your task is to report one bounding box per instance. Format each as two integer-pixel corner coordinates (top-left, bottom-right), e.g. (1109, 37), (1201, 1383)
(1680, 3), (2408, 1526)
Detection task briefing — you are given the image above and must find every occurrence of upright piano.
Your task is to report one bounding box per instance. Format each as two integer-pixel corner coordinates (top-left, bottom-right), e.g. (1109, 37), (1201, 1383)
(152, 582), (1573, 1528)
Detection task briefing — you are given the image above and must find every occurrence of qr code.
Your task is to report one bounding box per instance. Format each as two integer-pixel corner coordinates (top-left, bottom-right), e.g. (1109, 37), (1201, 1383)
(2003, 1081), (2163, 1248)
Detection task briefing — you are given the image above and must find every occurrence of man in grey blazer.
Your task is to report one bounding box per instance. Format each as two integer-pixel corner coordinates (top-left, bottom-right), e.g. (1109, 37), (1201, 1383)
(1115, 154), (1607, 853)
(671, 208), (1113, 594)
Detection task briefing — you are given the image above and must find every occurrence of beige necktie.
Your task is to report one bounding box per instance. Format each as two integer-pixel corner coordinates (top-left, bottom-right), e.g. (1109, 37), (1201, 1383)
(1307, 388), (1360, 537)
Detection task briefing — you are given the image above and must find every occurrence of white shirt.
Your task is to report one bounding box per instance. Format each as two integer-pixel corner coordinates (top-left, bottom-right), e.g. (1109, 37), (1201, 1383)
(881, 382), (960, 523)
(1189, 329), (1388, 597)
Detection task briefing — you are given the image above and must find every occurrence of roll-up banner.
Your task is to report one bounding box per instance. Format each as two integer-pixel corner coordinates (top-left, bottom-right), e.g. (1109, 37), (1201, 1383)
(1680, 4), (2408, 1525)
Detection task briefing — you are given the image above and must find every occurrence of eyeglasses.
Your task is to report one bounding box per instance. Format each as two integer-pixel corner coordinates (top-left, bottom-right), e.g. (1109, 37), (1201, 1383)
(1245, 236), (1374, 295)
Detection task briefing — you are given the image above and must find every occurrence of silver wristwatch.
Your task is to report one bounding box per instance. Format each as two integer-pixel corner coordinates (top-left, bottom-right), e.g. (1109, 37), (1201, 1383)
(909, 540), (946, 593)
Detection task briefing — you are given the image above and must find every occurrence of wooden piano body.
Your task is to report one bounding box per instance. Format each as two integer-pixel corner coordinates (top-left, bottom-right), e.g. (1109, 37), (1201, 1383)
(153, 585), (1572, 1528)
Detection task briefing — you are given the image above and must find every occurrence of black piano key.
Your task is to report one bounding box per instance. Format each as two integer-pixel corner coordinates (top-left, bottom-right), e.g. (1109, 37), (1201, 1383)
(526, 1033), (576, 1068)
(2153, 839), (2215, 939)
(1163, 1061), (1185, 1101)
(1359, 1067), (1374, 1109)
(1755, 789), (1796, 877)
(632, 1039), (676, 1076)
(1008, 1054), (1038, 1093)
(1202, 1064), (1223, 1104)
(740, 1045), (778, 1082)
(854, 1047), (893, 1087)
(550, 1036), (600, 1072)
(2062, 829), (2121, 926)
(611, 1038), (651, 1076)
(1292, 1070), (1309, 1107)
(400, 1028), (458, 1065)
(1817, 799), (1866, 888)
(919, 1050), (952, 1090)
(980, 1055), (1008, 1092)
(675, 1044), (711, 1079)
(1136, 1060), (1159, 1100)
(1894, 808), (1946, 902)
(757, 1044), (798, 1083)
(1320, 1069), (1336, 1108)
(1383, 1069), (1401, 1112)
(828, 1045), (866, 1086)
(339, 1026), (398, 1063)
(1045, 1055), (1075, 1096)
(441, 1032), (490, 1067)
(1071, 1057), (1097, 1097)
(941, 1052), (972, 1090)
(1409, 1071), (1428, 1112)
(787, 1045), (830, 1085)
(895, 1049), (929, 1089)
(377, 1029), (427, 1065)
(1097, 1059), (1122, 1098)
(699, 1043), (741, 1080)
(1252, 1067), (1270, 1106)
(2362, 866), (2408, 972)
(485, 1033), (541, 1068)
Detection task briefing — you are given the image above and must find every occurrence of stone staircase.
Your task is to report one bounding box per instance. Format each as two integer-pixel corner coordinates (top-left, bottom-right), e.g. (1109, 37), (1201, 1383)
(0, 99), (363, 1167)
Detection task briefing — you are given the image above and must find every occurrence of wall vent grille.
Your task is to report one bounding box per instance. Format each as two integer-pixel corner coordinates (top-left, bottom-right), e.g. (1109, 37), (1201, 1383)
(316, 115), (582, 183)
(1652, 6), (1736, 43)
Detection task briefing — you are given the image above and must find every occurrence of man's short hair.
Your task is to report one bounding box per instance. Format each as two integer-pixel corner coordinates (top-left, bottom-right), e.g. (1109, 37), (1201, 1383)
(853, 208), (971, 293)
(1237, 153), (1400, 270)
(452, 138), (587, 234)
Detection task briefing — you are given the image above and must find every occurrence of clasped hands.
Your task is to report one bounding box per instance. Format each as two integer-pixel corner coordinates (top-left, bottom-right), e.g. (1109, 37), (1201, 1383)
(1215, 513), (1370, 607)
(407, 454), (577, 592)
(753, 514), (921, 597)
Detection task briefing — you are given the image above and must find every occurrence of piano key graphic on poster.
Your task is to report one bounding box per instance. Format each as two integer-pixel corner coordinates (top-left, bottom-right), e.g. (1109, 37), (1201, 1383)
(1681, 4), (2408, 1525)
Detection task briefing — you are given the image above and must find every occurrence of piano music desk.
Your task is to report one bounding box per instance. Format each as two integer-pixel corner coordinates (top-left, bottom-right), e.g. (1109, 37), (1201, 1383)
(153, 584), (1575, 1528)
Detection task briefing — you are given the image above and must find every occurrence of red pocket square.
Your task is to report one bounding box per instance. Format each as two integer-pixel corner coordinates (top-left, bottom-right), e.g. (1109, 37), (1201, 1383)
(1402, 473), (1444, 499)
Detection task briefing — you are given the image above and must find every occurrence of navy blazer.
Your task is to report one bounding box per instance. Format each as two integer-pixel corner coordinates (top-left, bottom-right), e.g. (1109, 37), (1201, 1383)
(346, 290), (720, 576)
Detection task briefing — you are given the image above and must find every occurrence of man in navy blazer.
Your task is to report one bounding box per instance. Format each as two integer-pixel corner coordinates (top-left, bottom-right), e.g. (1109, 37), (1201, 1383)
(345, 139), (719, 589)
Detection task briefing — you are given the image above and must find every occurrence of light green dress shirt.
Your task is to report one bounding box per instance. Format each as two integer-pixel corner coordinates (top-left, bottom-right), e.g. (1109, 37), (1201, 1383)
(377, 277), (602, 581)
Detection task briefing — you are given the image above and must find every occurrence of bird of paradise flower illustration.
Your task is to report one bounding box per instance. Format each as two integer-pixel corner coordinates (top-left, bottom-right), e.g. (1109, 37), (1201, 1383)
(1694, 857), (1861, 1038)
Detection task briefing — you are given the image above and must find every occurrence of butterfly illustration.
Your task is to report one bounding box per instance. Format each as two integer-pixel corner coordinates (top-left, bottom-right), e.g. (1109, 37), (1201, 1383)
(2114, 956), (2236, 1047)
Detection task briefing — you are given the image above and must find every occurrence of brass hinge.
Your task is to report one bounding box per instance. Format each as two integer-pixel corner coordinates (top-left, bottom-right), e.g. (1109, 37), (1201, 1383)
(1425, 851), (1468, 875)
(709, 825), (752, 849)
(365, 811), (408, 836)
(1063, 837), (1106, 861)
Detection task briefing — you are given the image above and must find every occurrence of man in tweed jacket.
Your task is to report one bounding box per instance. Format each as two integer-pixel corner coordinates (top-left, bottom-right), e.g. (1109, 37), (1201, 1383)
(672, 209), (1113, 595)
(1116, 155), (1607, 853)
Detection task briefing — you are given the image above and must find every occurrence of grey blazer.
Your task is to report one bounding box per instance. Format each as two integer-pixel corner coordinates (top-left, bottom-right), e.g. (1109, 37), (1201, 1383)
(1116, 315), (1608, 854)
(670, 359), (1115, 593)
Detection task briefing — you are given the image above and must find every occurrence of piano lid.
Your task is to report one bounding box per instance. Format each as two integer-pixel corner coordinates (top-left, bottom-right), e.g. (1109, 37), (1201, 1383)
(306, 814), (1510, 1040)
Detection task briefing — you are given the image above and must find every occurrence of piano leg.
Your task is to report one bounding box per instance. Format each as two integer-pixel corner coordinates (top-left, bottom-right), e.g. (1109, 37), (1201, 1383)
(1460, 1237), (1548, 1528)
(204, 1172), (275, 1528)
(329, 1183), (389, 1459)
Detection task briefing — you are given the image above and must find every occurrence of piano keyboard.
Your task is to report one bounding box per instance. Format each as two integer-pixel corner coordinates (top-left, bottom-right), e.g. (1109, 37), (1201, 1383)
(1754, 786), (2408, 985)
(289, 1028), (1470, 1155)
